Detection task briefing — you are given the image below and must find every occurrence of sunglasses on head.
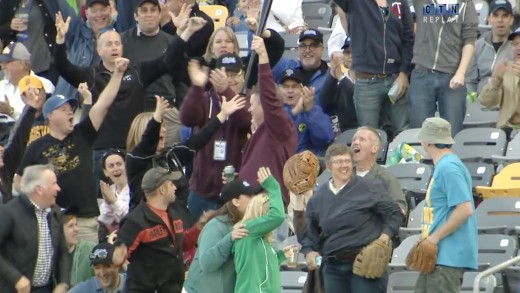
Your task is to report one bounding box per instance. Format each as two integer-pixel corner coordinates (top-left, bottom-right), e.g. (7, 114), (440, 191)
(89, 248), (108, 261)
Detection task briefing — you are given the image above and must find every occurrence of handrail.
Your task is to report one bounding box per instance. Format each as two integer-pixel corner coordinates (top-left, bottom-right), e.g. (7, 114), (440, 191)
(473, 255), (520, 292)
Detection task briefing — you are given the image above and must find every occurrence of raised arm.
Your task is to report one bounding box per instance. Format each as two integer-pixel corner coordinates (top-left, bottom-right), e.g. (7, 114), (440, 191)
(89, 58), (127, 131)
(242, 168), (285, 237)
(179, 60), (211, 127)
(54, 12), (91, 87)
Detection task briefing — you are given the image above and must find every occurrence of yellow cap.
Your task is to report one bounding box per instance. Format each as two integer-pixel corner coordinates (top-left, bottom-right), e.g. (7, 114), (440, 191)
(18, 76), (43, 94)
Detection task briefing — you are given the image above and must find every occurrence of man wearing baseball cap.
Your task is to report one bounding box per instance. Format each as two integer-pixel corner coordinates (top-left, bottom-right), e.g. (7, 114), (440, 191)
(114, 167), (213, 292)
(272, 29), (329, 103)
(406, 117), (477, 292)
(279, 68), (334, 156)
(467, 0), (514, 95)
(0, 43), (54, 120)
(18, 76), (50, 146)
(68, 243), (126, 293)
(215, 53), (244, 95)
(14, 58), (130, 244)
(479, 25), (520, 136)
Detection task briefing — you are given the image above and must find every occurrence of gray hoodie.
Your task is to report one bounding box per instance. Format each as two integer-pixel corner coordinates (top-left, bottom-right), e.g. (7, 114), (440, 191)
(465, 31), (513, 94)
(412, 0), (479, 74)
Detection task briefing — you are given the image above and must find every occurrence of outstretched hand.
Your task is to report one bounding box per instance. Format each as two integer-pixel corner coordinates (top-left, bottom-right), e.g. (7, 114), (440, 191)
(220, 95), (246, 117)
(188, 59), (210, 87)
(153, 96), (169, 122)
(55, 11), (71, 44)
(257, 167), (271, 184)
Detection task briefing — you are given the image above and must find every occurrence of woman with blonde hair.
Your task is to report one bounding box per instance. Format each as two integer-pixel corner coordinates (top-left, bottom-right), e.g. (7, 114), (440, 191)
(232, 167), (286, 293)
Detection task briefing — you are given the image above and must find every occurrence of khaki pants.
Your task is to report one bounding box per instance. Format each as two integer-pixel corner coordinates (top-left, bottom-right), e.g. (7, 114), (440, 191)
(415, 266), (464, 293)
(77, 217), (99, 244)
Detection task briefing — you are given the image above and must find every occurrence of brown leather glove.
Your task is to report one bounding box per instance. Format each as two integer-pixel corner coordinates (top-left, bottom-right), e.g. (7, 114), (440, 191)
(283, 151), (320, 194)
(405, 238), (437, 274)
(353, 238), (392, 279)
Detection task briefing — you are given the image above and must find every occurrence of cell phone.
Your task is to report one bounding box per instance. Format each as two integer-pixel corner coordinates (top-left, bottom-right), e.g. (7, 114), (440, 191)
(315, 256), (322, 267)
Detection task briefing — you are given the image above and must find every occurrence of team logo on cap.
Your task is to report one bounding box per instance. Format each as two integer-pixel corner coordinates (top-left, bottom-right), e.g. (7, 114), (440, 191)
(56, 95), (66, 100)
(303, 30), (317, 35)
(222, 56), (237, 64)
(2, 46), (10, 54)
(285, 69), (294, 76)
(495, 0), (507, 4)
(243, 181), (250, 187)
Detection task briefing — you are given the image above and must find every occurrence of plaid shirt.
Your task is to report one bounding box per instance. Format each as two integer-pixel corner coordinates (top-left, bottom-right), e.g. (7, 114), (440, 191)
(29, 200), (54, 287)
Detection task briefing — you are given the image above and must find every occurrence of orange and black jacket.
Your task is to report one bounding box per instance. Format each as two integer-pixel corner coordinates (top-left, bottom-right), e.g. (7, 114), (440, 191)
(116, 202), (200, 289)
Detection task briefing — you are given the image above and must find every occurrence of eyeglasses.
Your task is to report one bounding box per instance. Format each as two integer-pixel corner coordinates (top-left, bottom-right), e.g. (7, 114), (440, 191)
(330, 159), (351, 165)
(89, 248), (108, 261)
(298, 43), (322, 51)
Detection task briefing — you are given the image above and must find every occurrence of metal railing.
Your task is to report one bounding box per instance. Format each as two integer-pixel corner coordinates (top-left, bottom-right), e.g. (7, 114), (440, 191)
(473, 255), (520, 293)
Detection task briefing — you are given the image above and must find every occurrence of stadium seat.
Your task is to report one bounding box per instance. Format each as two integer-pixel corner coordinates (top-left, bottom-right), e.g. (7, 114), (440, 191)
(280, 33), (301, 60)
(235, 32), (249, 57)
(478, 234), (517, 271)
(335, 128), (389, 164)
(387, 128), (428, 163)
(475, 163), (520, 199)
(302, 3), (334, 29)
(315, 169), (330, 189)
(385, 163), (432, 209)
(398, 200), (424, 241)
(461, 272), (496, 293)
(452, 128), (507, 162)
(463, 101), (499, 128)
(475, 197), (520, 235)
(280, 271), (308, 291)
(199, 5), (228, 29)
(387, 271), (419, 292)
(388, 234), (420, 273)
(492, 133), (520, 164)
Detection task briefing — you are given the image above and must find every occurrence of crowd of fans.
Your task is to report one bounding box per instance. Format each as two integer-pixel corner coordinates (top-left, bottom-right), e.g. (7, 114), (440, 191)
(0, 0), (516, 291)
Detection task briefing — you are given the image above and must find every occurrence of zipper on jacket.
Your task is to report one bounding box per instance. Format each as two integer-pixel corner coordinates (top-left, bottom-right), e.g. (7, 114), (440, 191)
(433, 25), (444, 70)
(381, 8), (387, 74)
(483, 42), (498, 73)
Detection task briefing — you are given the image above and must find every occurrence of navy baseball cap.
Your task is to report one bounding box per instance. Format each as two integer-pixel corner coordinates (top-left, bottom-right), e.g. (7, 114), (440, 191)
(341, 36), (351, 50)
(490, 0), (513, 15)
(42, 95), (78, 119)
(280, 68), (302, 84)
(86, 0), (109, 7)
(299, 29), (323, 44)
(90, 243), (115, 266)
(219, 179), (262, 203)
(0, 42), (31, 63)
(509, 27), (520, 40)
(216, 53), (243, 73)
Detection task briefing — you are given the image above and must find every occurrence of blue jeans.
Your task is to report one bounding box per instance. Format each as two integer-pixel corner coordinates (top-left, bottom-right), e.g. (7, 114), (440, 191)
(322, 259), (387, 293)
(353, 75), (409, 134)
(187, 191), (221, 220)
(409, 68), (466, 136)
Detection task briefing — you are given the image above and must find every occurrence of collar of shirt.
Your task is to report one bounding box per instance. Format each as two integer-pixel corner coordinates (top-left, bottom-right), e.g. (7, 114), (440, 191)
(137, 26), (160, 37)
(29, 198), (51, 214)
(328, 179), (349, 195)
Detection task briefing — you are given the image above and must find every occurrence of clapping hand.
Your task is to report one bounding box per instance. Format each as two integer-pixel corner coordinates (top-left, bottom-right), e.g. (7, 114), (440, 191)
(188, 59), (210, 87)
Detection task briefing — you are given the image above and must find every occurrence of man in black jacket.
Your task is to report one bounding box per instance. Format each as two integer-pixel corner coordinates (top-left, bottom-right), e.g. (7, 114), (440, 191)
(0, 164), (69, 293)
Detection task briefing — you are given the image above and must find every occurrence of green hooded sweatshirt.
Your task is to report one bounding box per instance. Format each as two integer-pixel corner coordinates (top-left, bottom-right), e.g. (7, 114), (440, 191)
(232, 176), (286, 293)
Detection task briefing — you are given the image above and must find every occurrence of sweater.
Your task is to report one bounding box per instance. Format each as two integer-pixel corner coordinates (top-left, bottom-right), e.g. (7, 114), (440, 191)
(232, 176), (286, 293)
(300, 175), (403, 256)
(184, 215), (235, 293)
(70, 240), (96, 287)
(239, 63), (297, 208)
(333, 0), (414, 75)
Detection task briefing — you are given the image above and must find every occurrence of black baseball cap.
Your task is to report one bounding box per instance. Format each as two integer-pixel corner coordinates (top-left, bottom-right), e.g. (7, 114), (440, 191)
(216, 53), (243, 73)
(299, 29), (323, 44)
(137, 0), (160, 8)
(86, 0), (109, 7)
(280, 68), (302, 84)
(219, 179), (263, 203)
(89, 243), (115, 266)
(508, 27), (520, 40)
(490, 0), (513, 15)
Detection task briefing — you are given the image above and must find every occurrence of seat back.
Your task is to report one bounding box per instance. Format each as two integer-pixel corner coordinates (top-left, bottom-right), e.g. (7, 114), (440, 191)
(464, 162), (495, 188)
(281, 33), (301, 60)
(387, 271), (419, 292)
(452, 128), (507, 161)
(315, 169), (331, 189)
(463, 102), (499, 128)
(503, 133), (520, 160)
(476, 197), (520, 234)
(460, 272), (497, 293)
(490, 163), (520, 189)
(235, 31), (249, 57)
(387, 128), (427, 162)
(199, 5), (229, 28)
(280, 271), (308, 290)
(474, 0), (490, 26)
(478, 234), (517, 269)
(385, 163), (432, 194)
(388, 234), (420, 273)
(302, 3), (333, 29)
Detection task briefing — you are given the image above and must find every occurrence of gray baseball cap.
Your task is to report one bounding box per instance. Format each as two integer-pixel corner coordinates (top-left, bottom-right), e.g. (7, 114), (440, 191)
(141, 167), (183, 193)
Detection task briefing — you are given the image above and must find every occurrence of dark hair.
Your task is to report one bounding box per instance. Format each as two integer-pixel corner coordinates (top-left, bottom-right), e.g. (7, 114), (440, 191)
(325, 143), (353, 165)
(101, 148), (126, 169)
(205, 201), (243, 225)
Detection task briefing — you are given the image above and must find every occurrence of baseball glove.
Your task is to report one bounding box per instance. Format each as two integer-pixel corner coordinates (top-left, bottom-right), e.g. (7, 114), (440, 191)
(283, 151), (320, 194)
(405, 238), (437, 274)
(353, 238), (392, 279)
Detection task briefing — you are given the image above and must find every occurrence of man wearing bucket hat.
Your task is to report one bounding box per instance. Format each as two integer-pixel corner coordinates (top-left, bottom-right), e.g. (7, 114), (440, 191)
(405, 117), (477, 292)
(14, 58), (130, 244)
